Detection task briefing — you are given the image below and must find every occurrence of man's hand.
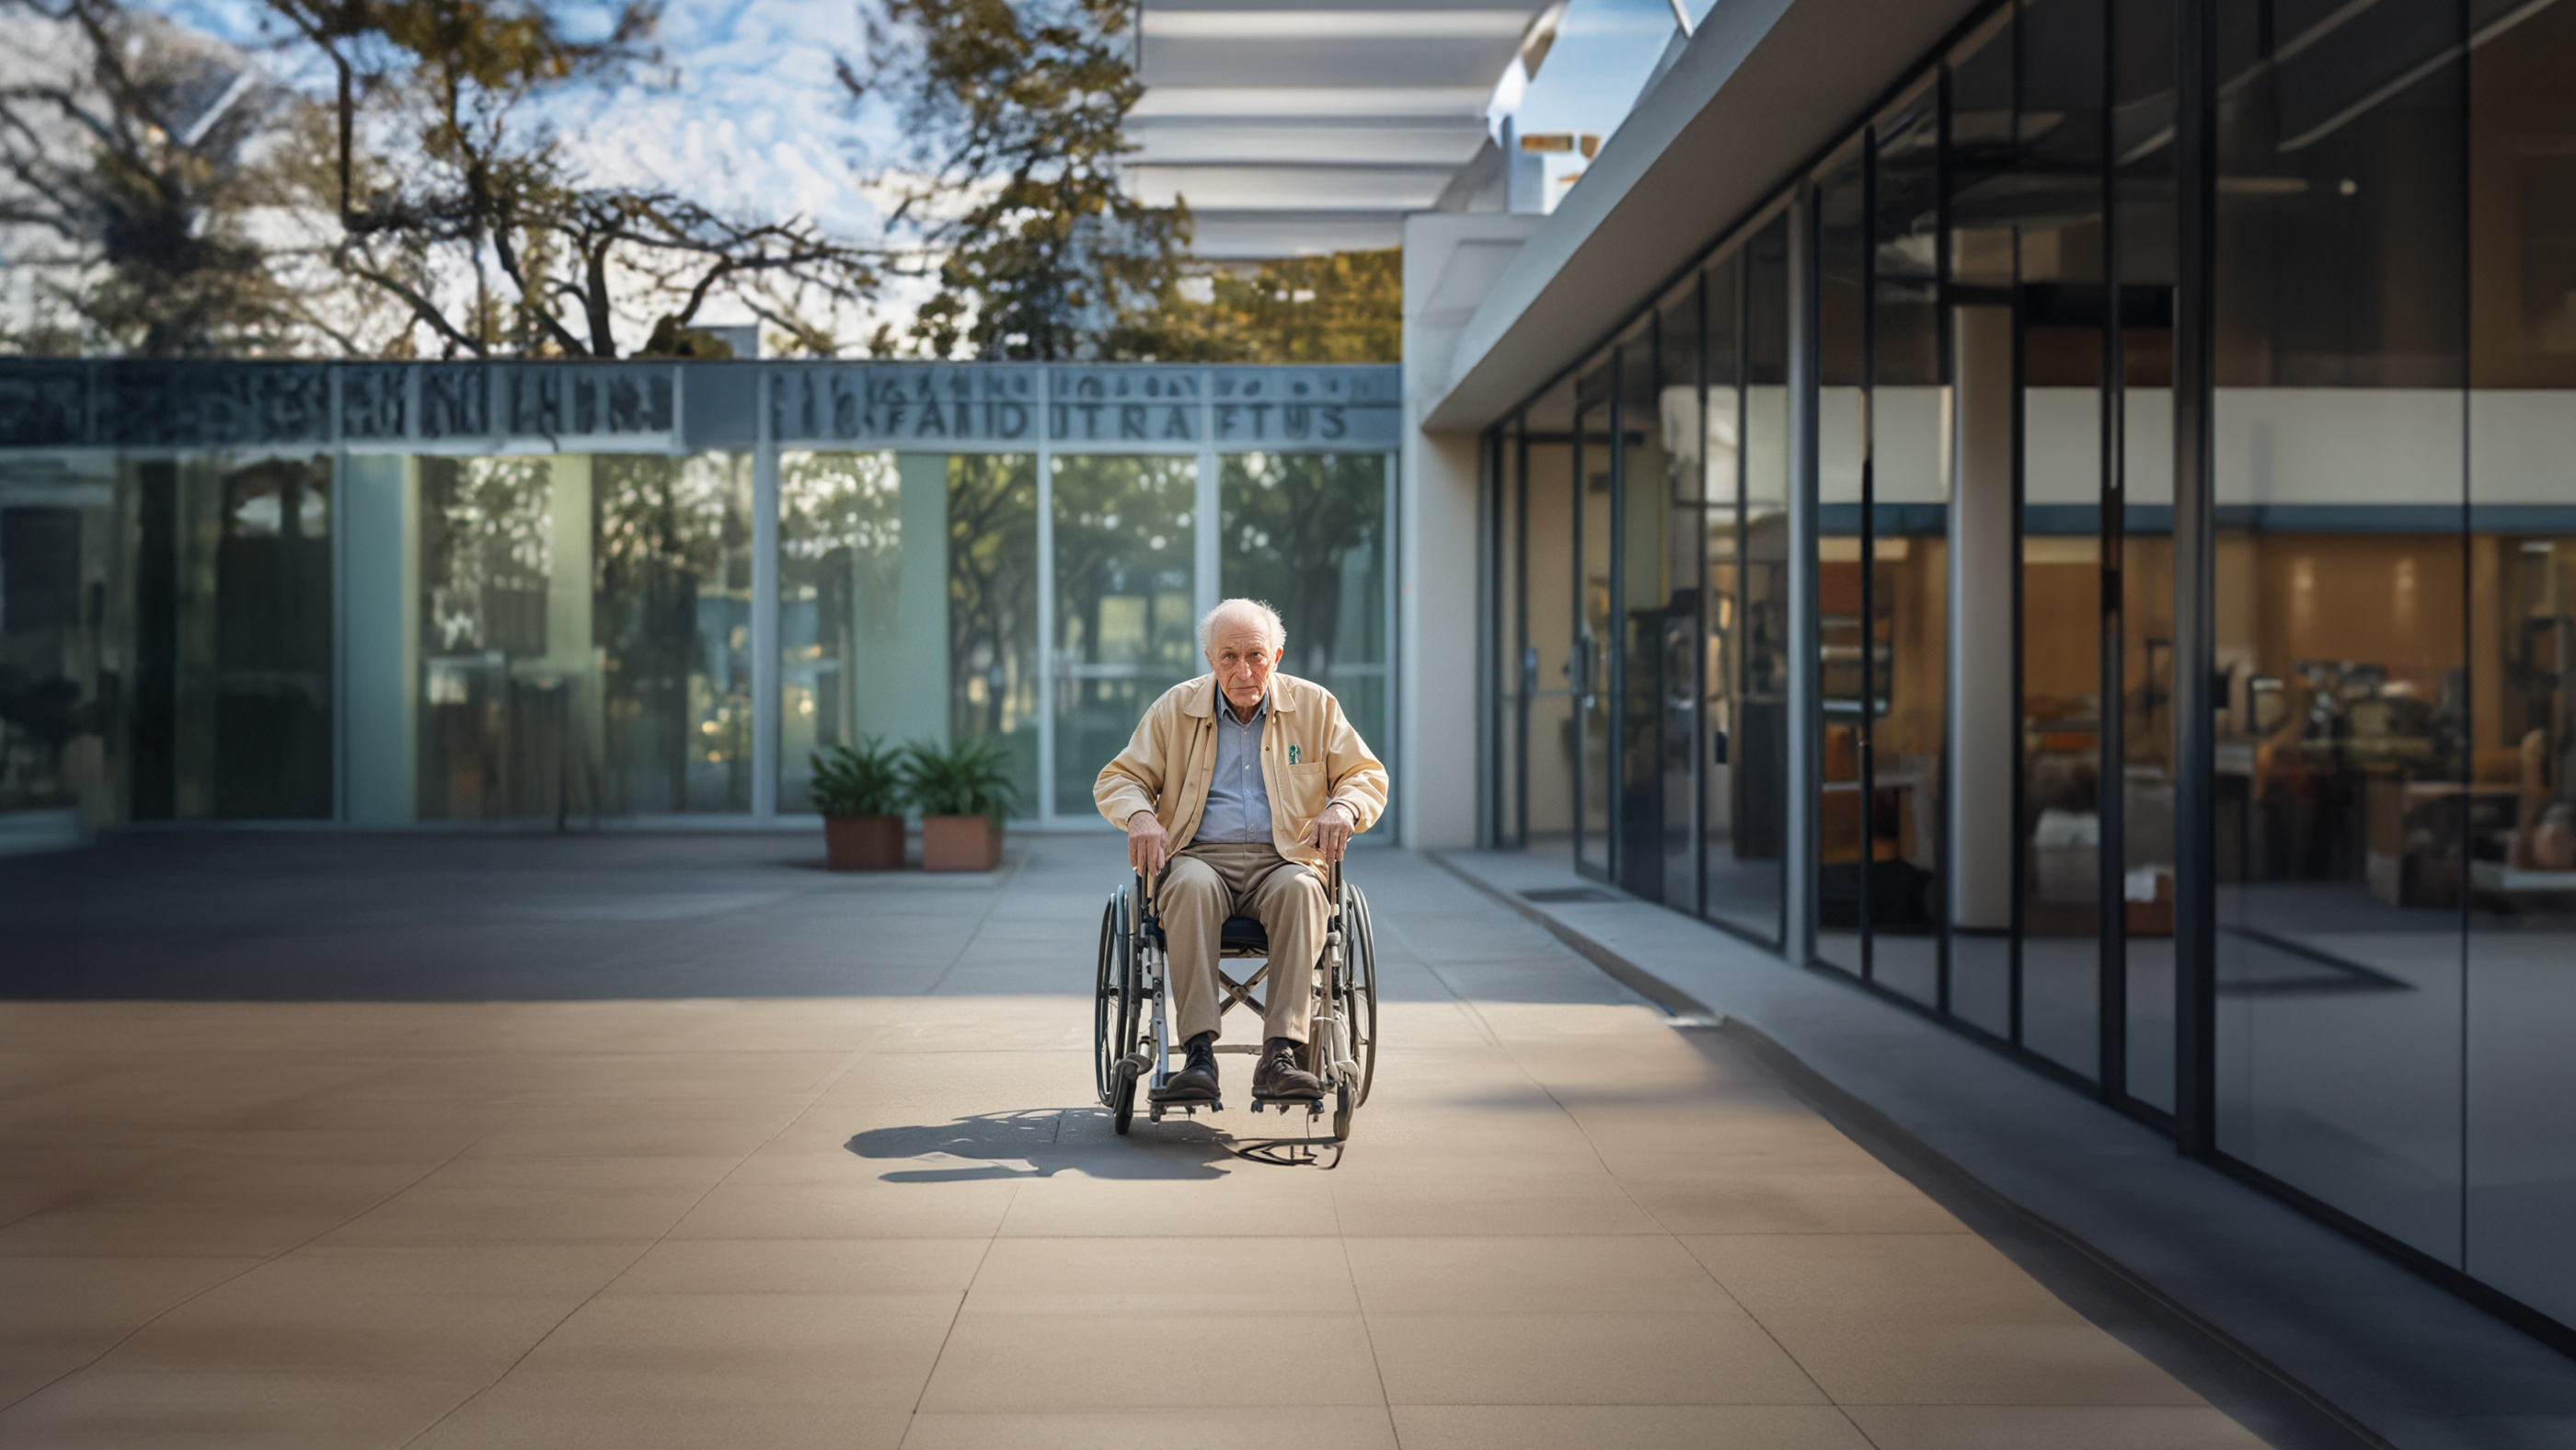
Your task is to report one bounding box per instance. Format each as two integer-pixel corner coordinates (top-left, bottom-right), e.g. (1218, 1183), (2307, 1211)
(1126, 811), (1169, 877)
(1303, 801), (1356, 864)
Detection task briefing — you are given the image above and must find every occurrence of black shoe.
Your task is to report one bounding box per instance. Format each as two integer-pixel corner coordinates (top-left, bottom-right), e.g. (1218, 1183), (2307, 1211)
(1152, 1032), (1220, 1103)
(1253, 1037), (1324, 1100)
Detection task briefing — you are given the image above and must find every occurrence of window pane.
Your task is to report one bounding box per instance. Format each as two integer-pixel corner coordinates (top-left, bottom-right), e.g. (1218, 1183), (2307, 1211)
(2211, 0), (2467, 1265)
(1733, 213), (1794, 946)
(948, 456), (1041, 815)
(1220, 452), (1388, 754)
(2466, 0), (2576, 1329)
(1054, 455), (1197, 818)
(1816, 142), (1869, 980)
(1875, 83), (1949, 1008)
(416, 455), (562, 821)
(594, 454), (754, 814)
(2018, 0), (2110, 1082)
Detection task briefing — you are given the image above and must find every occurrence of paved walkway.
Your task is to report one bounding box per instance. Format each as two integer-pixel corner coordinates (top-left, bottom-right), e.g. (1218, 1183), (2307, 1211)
(1, 834), (2260, 1448)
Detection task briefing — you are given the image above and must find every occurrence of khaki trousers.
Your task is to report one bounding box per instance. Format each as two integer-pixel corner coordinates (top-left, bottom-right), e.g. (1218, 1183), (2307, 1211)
(1158, 842), (1326, 1046)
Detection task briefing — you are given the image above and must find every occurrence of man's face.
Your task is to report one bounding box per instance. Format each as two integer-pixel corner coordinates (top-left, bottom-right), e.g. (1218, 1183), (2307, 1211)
(1206, 618), (1281, 716)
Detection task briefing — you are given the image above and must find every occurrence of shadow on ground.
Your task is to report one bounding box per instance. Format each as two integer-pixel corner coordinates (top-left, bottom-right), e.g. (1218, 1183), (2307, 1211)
(845, 1109), (1235, 1180)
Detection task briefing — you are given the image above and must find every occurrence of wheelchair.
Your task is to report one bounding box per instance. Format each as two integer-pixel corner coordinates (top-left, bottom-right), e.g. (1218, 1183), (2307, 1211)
(1093, 857), (1379, 1145)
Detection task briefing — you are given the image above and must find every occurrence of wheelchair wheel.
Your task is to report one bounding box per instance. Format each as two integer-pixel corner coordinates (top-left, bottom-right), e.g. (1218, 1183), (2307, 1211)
(1096, 889), (1142, 1133)
(1112, 891), (1143, 1134)
(1092, 892), (1121, 1107)
(1345, 883), (1379, 1108)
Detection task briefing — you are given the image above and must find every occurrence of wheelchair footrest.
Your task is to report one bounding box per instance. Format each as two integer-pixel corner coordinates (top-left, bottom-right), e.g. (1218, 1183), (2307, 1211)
(1248, 1095), (1325, 1115)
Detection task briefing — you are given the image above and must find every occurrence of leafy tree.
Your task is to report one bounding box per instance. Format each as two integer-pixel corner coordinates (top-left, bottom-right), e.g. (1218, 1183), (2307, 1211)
(845, 0), (1184, 360)
(1121, 248), (1404, 363)
(0, 0), (299, 354)
(252, 0), (881, 358)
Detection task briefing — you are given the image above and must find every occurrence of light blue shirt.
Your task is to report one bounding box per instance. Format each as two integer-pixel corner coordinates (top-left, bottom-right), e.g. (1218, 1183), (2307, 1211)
(1198, 691), (1273, 844)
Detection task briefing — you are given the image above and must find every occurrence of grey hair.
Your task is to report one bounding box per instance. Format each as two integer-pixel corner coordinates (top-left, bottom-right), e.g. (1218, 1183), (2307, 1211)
(1197, 597), (1285, 653)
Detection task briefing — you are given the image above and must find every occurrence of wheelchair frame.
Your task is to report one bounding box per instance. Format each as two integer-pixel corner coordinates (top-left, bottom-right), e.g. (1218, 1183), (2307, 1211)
(1094, 857), (1378, 1145)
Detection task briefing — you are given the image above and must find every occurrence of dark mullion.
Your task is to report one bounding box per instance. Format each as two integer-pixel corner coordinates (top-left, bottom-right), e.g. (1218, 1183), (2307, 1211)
(2007, 0), (2029, 1052)
(1607, 344), (1628, 892)
(1739, 256), (1762, 945)
(2171, 0), (2222, 1157)
(1571, 408), (1589, 877)
(2099, 0), (2132, 1106)
(1514, 415), (1532, 849)
(1694, 270), (1713, 920)
(1935, 61), (1957, 1017)
(1859, 129), (1881, 985)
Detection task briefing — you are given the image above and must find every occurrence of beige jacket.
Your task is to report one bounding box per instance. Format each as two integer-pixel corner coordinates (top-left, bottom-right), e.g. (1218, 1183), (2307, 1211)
(1093, 673), (1388, 867)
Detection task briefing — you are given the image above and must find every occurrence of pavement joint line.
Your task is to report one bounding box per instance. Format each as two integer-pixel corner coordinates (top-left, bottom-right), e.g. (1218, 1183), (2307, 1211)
(393, 1028), (890, 1449)
(1424, 848), (2400, 1450)
(0, 1125), (496, 1418)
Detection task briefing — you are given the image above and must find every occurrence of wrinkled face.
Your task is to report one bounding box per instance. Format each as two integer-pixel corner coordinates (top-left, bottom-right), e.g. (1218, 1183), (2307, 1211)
(1205, 616), (1282, 716)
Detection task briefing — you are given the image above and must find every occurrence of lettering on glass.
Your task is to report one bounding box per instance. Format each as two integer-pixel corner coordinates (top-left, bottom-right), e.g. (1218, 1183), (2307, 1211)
(340, 366), (408, 441)
(772, 366), (1037, 443)
(1048, 366), (1200, 443)
(420, 366), (489, 440)
(0, 363), (87, 447)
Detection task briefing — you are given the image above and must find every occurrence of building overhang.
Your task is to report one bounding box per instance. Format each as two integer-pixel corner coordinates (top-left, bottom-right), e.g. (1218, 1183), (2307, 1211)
(1129, 4), (1551, 259)
(1420, 0), (1988, 432)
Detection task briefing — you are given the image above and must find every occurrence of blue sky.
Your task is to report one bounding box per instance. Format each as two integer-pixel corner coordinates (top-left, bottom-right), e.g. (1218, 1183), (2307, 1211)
(149, 0), (1705, 243)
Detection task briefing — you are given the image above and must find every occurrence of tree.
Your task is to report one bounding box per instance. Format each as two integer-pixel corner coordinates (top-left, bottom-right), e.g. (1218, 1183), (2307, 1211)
(254, 0), (881, 358)
(0, 0), (299, 354)
(1119, 248), (1404, 363)
(846, 0), (1185, 361)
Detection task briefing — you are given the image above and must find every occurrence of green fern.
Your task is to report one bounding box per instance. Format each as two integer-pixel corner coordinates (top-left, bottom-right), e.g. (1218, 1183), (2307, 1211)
(900, 735), (1019, 825)
(808, 738), (908, 819)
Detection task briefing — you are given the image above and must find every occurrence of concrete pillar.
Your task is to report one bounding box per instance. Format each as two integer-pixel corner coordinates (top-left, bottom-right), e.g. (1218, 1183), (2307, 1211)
(1400, 428), (1482, 848)
(1949, 305), (2017, 931)
(339, 454), (416, 824)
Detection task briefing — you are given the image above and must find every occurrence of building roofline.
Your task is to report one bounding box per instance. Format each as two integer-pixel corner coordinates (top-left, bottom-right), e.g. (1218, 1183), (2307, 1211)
(1420, 0), (1986, 432)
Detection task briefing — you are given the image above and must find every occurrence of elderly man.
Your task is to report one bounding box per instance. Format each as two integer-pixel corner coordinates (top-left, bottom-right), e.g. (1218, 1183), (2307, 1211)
(1094, 597), (1388, 1105)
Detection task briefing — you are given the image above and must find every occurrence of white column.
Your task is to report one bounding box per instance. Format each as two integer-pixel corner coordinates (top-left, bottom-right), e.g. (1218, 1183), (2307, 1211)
(1397, 428), (1480, 848)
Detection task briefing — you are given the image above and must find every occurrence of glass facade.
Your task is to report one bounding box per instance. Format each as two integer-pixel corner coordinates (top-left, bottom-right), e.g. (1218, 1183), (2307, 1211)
(1480, 0), (2576, 1341)
(0, 362), (1398, 835)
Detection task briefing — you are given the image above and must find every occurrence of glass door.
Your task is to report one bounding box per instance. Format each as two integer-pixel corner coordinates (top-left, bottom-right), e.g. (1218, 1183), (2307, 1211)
(1052, 455), (1199, 818)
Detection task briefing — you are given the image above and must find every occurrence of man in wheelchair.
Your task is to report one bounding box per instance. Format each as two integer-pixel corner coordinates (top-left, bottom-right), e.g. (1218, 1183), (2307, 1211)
(1094, 598), (1388, 1108)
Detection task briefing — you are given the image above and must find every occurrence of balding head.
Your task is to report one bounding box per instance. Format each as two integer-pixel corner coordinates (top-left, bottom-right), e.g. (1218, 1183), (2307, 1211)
(1197, 598), (1284, 654)
(1200, 598), (1286, 719)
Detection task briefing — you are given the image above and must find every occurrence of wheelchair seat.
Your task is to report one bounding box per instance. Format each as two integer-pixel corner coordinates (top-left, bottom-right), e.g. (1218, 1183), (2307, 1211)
(1218, 915), (1268, 955)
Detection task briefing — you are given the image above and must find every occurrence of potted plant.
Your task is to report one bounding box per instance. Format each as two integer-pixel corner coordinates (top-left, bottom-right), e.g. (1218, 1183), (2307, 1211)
(902, 735), (1018, 871)
(810, 739), (908, 870)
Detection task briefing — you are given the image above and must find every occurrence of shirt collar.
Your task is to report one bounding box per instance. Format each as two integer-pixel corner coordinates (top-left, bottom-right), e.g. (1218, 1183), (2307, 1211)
(1220, 689), (1269, 728)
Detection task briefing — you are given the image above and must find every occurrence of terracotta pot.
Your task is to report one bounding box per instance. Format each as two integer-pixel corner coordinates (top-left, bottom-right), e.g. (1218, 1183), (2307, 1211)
(823, 815), (905, 871)
(921, 814), (1002, 871)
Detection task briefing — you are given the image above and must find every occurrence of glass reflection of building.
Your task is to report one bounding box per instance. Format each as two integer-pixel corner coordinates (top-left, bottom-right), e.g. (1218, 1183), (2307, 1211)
(0, 362), (1399, 836)
(1474, 0), (2576, 1348)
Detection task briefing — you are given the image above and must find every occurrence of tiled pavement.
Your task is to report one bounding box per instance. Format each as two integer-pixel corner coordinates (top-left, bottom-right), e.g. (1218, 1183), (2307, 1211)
(0, 834), (2264, 1448)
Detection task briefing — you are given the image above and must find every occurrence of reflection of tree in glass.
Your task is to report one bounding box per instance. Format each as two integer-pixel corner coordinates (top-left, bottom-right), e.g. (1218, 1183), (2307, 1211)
(946, 455), (1038, 744)
(1221, 454), (1384, 681)
(783, 453), (899, 750)
(421, 457), (550, 656)
(1052, 456), (1196, 670)
(596, 455), (747, 809)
